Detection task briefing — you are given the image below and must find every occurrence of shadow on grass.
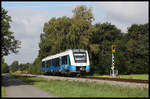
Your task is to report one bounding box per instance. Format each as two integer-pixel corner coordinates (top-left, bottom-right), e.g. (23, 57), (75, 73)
(2, 74), (46, 87)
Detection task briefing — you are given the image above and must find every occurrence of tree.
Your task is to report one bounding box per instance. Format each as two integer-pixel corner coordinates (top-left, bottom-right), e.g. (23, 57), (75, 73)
(123, 23), (149, 74)
(1, 8), (21, 57)
(1, 58), (9, 73)
(29, 57), (41, 74)
(90, 22), (122, 74)
(72, 5), (94, 23)
(10, 61), (19, 72)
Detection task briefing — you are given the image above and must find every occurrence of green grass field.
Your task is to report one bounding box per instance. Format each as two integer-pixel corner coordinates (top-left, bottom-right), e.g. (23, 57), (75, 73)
(1, 80), (5, 98)
(11, 73), (148, 98)
(93, 74), (149, 80)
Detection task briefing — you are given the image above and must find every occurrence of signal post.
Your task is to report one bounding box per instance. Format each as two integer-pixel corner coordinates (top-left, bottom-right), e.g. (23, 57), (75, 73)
(111, 45), (116, 77)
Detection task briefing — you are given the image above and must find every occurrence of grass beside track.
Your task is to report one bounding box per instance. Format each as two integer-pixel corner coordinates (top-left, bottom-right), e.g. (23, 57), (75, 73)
(1, 80), (5, 98)
(93, 74), (149, 80)
(10, 73), (148, 98)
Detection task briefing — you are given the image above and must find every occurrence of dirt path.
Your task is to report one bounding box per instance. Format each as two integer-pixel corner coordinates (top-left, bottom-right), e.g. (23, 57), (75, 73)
(2, 75), (58, 98)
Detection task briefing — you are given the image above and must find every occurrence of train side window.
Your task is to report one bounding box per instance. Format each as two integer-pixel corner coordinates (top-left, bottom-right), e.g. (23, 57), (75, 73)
(53, 58), (59, 66)
(54, 59), (56, 66)
(48, 60), (50, 67)
(44, 61), (46, 68)
(62, 56), (65, 65)
(49, 60), (51, 66)
(42, 62), (45, 68)
(53, 59), (55, 66)
(50, 59), (52, 66)
(55, 58), (58, 66)
(45, 61), (47, 68)
(58, 58), (60, 66)
(52, 59), (54, 66)
(47, 60), (49, 67)
(62, 55), (70, 65)
(55, 58), (57, 66)
(46, 61), (49, 68)
(56, 58), (59, 66)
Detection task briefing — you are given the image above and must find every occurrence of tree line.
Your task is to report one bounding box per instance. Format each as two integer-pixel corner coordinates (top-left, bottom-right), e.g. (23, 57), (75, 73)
(1, 5), (149, 75)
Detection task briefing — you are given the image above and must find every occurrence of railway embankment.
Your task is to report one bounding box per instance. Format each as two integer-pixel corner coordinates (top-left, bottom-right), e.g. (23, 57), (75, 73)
(10, 73), (149, 97)
(21, 73), (148, 88)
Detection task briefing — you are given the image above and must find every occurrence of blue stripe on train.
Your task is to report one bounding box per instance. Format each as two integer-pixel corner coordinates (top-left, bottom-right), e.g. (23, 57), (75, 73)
(42, 66), (59, 71)
(86, 65), (90, 71)
(41, 65), (90, 72)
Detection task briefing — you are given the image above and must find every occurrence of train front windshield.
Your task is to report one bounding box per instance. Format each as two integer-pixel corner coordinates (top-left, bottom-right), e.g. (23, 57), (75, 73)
(73, 52), (87, 63)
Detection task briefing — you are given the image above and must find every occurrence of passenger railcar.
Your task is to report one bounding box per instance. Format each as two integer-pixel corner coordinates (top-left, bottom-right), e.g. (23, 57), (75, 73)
(41, 49), (90, 75)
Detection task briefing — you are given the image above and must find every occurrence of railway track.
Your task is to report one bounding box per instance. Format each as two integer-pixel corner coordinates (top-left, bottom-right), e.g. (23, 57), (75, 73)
(78, 76), (149, 84)
(22, 74), (149, 85)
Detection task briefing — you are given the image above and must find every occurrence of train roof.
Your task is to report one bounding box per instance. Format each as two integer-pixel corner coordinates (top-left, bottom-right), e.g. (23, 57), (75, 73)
(42, 49), (87, 62)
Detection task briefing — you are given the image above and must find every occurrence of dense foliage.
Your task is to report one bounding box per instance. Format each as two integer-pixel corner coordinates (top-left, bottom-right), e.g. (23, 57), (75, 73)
(122, 24), (149, 74)
(9, 61), (19, 72)
(9, 61), (31, 73)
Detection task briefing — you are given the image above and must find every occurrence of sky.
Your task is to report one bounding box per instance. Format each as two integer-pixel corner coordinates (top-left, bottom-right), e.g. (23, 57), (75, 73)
(2, 1), (149, 65)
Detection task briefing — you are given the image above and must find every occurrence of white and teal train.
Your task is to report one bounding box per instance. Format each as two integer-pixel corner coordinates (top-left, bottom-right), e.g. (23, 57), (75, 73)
(41, 49), (90, 75)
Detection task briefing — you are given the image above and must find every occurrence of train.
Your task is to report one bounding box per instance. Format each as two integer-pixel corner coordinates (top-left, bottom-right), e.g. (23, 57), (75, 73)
(41, 49), (90, 76)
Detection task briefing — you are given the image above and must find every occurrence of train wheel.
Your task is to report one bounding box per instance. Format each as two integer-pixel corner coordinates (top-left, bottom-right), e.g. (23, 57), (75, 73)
(76, 74), (81, 77)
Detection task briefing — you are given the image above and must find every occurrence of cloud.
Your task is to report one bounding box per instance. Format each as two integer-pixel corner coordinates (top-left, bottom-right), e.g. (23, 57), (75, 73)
(7, 7), (50, 39)
(6, 5), (73, 39)
(4, 38), (40, 65)
(100, 2), (148, 23)
(93, 2), (148, 32)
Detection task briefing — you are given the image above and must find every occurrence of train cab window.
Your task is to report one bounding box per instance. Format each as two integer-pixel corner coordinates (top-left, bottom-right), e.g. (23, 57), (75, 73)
(73, 52), (87, 63)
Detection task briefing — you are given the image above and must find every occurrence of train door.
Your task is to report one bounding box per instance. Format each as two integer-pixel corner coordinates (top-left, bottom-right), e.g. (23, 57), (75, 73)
(67, 55), (71, 66)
